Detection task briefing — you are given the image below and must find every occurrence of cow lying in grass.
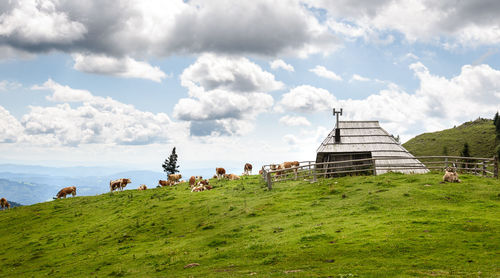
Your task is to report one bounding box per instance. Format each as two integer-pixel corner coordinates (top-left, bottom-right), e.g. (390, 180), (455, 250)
(0, 198), (10, 209)
(137, 184), (147, 191)
(191, 179), (213, 192)
(442, 167), (461, 183)
(110, 179), (131, 192)
(224, 173), (240, 180)
(55, 186), (77, 199)
(158, 180), (175, 187)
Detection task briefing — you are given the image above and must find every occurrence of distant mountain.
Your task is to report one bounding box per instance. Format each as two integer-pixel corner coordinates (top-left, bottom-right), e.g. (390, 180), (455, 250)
(0, 179), (58, 205)
(403, 118), (497, 158)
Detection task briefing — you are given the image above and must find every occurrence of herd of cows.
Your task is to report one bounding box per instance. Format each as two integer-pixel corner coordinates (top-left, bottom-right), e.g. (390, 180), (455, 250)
(0, 162), (463, 210)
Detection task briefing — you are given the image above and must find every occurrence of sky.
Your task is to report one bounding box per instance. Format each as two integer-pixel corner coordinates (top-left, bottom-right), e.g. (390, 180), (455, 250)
(1, 0), (500, 172)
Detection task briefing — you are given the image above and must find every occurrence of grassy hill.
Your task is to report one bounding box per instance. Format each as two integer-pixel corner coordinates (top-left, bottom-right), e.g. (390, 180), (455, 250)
(0, 174), (499, 277)
(403, 118), (497, 158)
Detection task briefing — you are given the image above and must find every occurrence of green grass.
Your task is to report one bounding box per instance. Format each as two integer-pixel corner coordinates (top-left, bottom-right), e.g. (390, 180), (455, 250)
(0, 173), (499, 277)
(403, 118), (497, 158)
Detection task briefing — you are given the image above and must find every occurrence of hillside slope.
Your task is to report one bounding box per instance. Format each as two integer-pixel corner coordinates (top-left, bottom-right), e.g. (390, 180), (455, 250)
(0, 174), (499, 277)
(403, 118), (497, 158)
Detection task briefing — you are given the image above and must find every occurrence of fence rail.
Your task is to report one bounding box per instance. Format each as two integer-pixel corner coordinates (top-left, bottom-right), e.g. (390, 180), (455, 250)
(261, 156), (498, 189)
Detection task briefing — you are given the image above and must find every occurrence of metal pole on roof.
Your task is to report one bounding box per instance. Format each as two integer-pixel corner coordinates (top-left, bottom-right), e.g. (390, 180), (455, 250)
(333, 108), (343, 128)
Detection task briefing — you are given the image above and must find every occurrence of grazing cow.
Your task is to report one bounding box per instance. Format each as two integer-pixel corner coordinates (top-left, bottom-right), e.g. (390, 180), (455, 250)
(270, 164), (278, 171)
(216, 168), (226, 179)
(138, 184), (147, 191)
(168, 174), (182, 183)
(189, 176), (196, 187)
(443, 167), (461, 183)
(195, 176), (203, 180)
(56, 186), (77, 199)
(0, 198), (10, 209)
(244, 163), (253, 175)
(212, 175), (217, 179)
(110, 178), (131, 192)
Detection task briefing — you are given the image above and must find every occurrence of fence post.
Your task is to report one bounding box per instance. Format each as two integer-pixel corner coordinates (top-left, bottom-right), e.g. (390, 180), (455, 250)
(266, 172), (273, 190)
(482, 160), (486, 177)
(372, 158), (377, 176)
(444, 157), (448, 170)
(494, 156), (498, 179)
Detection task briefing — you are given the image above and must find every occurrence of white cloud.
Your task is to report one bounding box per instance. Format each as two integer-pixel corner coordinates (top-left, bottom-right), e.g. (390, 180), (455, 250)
(174, 54), (280, 136)
(313, 0), (500, 48)
(0, 0), (87, 46)
(72, 53), (167, 82)
(180, 54), (283, 94)
(270, 59), (295, 72)
(0, 106), (23, 143)
(32, 78), (92, 102)
(350, 74), (371, 82)
(277, 85), (336, 113)
(19, 79), (180, 146)
(0, 80), (21, 91)
(279, 115), (311, 127)
(309, 65), (342, 81)
(0, 0), (340, 60)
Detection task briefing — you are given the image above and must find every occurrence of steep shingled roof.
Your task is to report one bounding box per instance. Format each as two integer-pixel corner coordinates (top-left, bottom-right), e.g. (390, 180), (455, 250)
(317, 121), (428, 174)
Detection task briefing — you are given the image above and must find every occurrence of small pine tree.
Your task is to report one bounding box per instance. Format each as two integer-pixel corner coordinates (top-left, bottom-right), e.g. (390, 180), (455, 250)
(496, 114), (500, 137)
(442, 146), (448, 156)
(162, 147), (179, 176)
(460, 142), (470, 157)
(494, 111), (499, 126)
(460, 142), (471, 171)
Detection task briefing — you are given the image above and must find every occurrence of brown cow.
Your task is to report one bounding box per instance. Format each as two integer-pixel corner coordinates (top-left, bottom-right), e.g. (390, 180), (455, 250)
(138, 184), (148, 191)
(216, 168), (226, 179)
(0, 198), (10, 209)
(56, 186), (77, 199)
(110, 178), (131, 192)
(189, 176), (196, 187)
(259, 169), (263, 175)
(443, 167), (461, 183)
(168, 174), (182, 183)
(244, 163), (253, 175)
(158, 180), (174, 187)
(225, 173), (240, 180)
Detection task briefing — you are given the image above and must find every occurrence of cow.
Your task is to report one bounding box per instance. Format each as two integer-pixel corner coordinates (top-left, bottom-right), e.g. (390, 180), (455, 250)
(259, 169), (263, 175)
(244, 163), (253, 175)
(158, 180), (174, 187)
(195, 176), (203, 180)
(168, 174), (182, 183)
(110, 178), (131, 192)
(0, 198), (10, 209)
(443, 167), (461, 183)
(189, 176), (196, 187)
(55, 186), (77, 199)
(138, 184), (147, 191)
(216, 168), (226, 179)
(198, 179), (209, 186)
(225, 173), (240, 180)
(270, 164), (278, 171)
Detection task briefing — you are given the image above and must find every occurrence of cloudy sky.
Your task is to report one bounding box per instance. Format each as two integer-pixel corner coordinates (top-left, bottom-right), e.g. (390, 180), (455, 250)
(1, 0), (500, 171)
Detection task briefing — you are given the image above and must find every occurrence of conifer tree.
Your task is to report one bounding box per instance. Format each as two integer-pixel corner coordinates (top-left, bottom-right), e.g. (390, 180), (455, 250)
(494, 111), (499, 126)
(162, 147), (179, 176)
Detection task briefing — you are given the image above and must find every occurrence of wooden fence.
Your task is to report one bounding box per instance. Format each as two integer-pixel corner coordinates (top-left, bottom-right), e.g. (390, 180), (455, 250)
(261, 156), (498, 189)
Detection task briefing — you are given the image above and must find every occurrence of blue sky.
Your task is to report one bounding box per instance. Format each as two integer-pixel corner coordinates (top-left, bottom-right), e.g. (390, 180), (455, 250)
(1, 0), (500, 172)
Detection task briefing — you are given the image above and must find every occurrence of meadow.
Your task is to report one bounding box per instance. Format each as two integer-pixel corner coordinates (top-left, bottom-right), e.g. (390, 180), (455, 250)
(0, 173), (499, 277)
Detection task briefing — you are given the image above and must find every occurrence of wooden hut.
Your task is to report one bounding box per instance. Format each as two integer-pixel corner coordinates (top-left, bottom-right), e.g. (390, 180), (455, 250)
(316, 119), (428, 175)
